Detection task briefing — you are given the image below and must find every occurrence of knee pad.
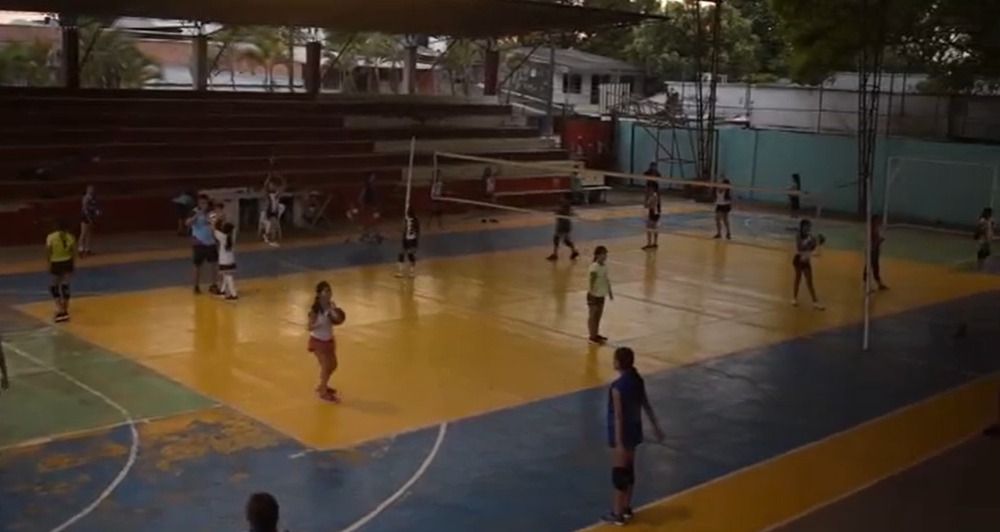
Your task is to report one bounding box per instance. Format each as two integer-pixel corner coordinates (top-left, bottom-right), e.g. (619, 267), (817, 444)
(407, 252), (416, 264)
(49, 285), (60, 299)
(612, 467), (631, 491)
(60, 284), (70, 300)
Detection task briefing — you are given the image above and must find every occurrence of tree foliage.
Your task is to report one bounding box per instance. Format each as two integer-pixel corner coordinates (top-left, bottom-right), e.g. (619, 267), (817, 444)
(772, 0), (1000, 92)
(625, 1), (761, 82)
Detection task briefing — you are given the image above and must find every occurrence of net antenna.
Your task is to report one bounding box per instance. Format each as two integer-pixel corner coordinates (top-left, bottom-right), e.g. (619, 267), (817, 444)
(882, 156), (999, 234)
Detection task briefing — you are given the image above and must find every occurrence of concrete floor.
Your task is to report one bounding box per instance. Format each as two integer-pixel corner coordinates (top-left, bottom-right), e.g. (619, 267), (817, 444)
(777, 434), (1000, 532)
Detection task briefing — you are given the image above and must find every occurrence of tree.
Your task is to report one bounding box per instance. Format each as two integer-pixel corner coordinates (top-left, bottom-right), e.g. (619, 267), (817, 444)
(0, 20), (159, 89)
(439, 39), (481, 96)
(772, 0), (1000, 92)
(729, 0), (789, 78)
(625, 1), (761, 82)
(243, 27), (287, 90)
(323, 31), (361, 93)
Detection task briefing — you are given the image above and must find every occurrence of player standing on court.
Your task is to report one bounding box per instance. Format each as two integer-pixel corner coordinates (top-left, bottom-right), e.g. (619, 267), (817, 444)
(602, 346), (664, 526)
(864, 214), (888, 291)
(642, 182), (661, 250)
(396, 208), (421, 278)
(713, 179), (733, 240)
(974, 207), (995, 270)
(481, 166), (499, 223)
(547, 196), (580, 261)
(588, 246), (613, 344)
(46, 218), (77, 323)
(187, 194), (220, 295)
(307, 281), (345, 402)
(792, 219), (824, 310)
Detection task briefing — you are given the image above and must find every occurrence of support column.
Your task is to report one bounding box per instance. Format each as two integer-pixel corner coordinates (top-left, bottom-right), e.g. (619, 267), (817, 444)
(483, 38), (500, 96)
(193, 32), (209, 91)
(60, 14), (80, 89)
(304, 41), (322, 96)
(402, 35), (419, 95)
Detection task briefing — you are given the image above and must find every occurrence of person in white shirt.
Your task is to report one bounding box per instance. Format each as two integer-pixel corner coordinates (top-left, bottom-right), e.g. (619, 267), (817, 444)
(713, 178), (733, 240)
(215, 222), (238, 300)
(588, 245), (613, 344)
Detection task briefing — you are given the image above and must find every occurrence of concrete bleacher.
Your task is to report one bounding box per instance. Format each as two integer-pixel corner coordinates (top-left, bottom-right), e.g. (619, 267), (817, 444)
(0, 90), (575, 245)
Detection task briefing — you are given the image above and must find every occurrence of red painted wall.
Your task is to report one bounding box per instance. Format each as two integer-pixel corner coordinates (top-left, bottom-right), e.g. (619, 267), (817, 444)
(563, 118), (614, 170)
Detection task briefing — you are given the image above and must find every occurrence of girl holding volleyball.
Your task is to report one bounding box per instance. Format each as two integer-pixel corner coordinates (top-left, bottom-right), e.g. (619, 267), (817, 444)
(792, 219), (824, 310)
(308, 281), (345, 402)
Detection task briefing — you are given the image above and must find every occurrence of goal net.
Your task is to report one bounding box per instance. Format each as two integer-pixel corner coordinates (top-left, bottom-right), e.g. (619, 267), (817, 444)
(882, 156), (999, 235)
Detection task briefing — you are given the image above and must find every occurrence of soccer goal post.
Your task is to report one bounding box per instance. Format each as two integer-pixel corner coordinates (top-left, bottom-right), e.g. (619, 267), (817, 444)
(882, 156), (999, 234)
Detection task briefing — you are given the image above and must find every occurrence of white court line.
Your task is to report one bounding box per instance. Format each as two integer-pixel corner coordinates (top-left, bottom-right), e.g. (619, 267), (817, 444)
(5, 343), (140, 532)
(339, 422), (448, 532)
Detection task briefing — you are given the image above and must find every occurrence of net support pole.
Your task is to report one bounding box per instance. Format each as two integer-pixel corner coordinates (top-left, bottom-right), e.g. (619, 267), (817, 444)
(404, 136), (416, 213)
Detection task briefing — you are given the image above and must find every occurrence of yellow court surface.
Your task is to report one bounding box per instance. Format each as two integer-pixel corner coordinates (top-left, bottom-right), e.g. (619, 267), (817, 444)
(16, 221), (999, 451)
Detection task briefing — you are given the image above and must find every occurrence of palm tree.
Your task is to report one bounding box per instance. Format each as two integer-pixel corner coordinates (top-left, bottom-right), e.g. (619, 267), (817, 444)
(354, 33), (400, 93)
(0, 40), (58, 86)
(78, 21), (161, 88)
(440, 39), (481, 96)
(244, 27), (287, 91)
(209, 26), (253, 89)
(323, 31), (360, 93)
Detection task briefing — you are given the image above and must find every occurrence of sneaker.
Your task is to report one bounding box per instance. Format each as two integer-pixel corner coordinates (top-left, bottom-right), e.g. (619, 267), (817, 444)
(623, 507), (634, 521)
(641, 244), (653, 250)
(597, 335), (608, 343)
(791, 299), (799, 307)
(194, 286), (202, 295)
(713, 233), (721, 239)
(208, 284), (221, 295)
(546, 254), (558, 261)
(224, 295), (239, 301)
(601, 512), (625, 526)
(589, 336), (606, 345)
(726, 233), (731, 240)
(570, 251), (580, 260)
(813, 302), (825, 311)
(54, 312), (69, 323)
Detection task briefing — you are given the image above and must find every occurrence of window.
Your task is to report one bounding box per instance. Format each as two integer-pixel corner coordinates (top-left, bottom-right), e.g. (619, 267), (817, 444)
(562, 73), (582, 94)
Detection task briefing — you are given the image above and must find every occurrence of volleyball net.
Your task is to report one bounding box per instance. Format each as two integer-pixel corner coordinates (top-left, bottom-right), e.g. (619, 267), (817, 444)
(430, 151), (836, 251)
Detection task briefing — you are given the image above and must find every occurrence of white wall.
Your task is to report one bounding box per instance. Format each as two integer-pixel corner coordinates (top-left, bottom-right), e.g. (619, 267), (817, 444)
(554, 70), (643, 111)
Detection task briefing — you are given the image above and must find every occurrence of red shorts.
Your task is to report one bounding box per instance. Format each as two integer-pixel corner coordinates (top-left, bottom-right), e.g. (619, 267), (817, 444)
(308, 336), (335, 356)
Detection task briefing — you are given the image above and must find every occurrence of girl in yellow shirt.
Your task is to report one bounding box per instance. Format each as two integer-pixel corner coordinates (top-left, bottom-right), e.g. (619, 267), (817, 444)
(45, 219), (77, 322)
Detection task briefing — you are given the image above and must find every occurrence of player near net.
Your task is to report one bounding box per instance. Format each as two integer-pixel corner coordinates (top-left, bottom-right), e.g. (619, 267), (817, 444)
(642, 181), (661, 250)
(547, 196), (580, 262)
(396, 208), (420, 278)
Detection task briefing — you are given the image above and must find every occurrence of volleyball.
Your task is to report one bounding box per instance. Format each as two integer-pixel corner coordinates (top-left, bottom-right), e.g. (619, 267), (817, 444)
(331, 308), (346, 325)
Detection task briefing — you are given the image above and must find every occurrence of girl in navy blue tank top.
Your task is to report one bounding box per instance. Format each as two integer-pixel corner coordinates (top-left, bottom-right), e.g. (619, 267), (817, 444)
(603, 347), (664, 526)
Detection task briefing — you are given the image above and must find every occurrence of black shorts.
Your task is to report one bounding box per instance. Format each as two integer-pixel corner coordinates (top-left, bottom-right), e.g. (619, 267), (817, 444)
(192, 244), (218, 266)
(715, 204), (732, 214)
(647, 214), (660, 224)
(50, 259), (75, 277)
(587, 293), (606, 310)
(266, 209), (280, 219)
(403, 238), (418, 251)
(792, 255), (811, 271)
(81, 213), (97, 226)
(219, 263), (237, 272)
(978, 243), (991, 260)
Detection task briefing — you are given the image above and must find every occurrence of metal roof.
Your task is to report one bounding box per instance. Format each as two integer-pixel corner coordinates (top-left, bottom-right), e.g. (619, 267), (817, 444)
(0, 0), (658, 37)
(515, 47), (643, 74)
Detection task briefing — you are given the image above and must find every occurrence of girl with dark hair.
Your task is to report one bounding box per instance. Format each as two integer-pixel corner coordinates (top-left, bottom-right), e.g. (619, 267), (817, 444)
(588, 246), (613, 344)
(245, 492), (285, 532)
(547, 196), (580, 261)
(307, 281), (346, 402)
(45, 218), (77, 322)
(214, 222), (238, 300)
(792, 219), (825, 310)
(642, 181), (661, 250)
(713, 179), (732, 240)
(602, 346), (664, 526)
(788, 173), (802, 219)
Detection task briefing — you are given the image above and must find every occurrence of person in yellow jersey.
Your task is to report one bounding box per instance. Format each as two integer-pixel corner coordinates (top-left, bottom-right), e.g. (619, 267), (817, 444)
(45, 218), (77, 323)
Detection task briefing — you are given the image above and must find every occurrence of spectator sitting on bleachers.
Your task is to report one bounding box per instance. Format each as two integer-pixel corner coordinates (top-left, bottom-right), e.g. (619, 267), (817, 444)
(246, 492), (286, 532)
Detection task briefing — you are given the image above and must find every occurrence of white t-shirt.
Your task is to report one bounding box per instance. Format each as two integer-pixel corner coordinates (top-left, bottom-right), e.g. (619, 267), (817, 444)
(310, 306), (334, 341)
(588, 262), (610, 298)
(215, 230), (236, 266)
(715, 189), (731, 206)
